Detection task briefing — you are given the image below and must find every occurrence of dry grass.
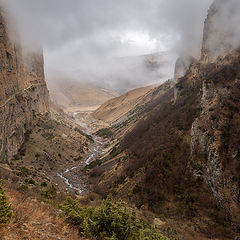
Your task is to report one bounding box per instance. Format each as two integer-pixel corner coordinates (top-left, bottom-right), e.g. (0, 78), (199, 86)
(0, 189), (82, 240)
(93, 85), (156, 124)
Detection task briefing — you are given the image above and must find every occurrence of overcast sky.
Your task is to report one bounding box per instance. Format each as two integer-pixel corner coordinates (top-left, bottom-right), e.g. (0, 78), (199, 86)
(1, 0), (213, 91)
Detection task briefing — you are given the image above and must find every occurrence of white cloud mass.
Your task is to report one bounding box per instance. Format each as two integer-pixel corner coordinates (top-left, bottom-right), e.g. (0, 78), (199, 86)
(1, 0), (213, 92)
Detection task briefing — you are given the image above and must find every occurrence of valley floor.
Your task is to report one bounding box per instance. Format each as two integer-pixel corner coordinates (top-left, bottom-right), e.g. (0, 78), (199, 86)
(0, 102), (238, 240)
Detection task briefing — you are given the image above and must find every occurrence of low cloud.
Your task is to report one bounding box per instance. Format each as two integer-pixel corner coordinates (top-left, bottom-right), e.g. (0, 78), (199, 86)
(1, 0), (213, 92)
(202, 0), (240, 61)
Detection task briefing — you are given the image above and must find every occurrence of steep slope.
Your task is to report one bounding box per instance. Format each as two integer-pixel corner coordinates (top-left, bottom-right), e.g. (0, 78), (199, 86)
(90, 1), (240, 238)
(93, 80), (174, 142)
(0, 106), (91, 193)
(190, 0), (240, 230)
(93, 85), (156, 124)
(0, 8), (49, 162)
(190, 49), (240, 231)
(0, 189), (81, 240)
(48, 80), (119, 113)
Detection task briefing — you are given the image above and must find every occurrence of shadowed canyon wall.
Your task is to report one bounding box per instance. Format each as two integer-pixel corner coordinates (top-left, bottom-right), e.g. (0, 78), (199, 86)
(190, 0), (240, 227)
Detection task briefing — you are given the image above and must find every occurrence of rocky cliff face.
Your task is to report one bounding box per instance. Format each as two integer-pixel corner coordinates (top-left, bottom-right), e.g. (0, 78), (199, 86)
(174, 56), (196, 81)
(190, 0), (240, 228)
(173, 56), (196, 102)
(0, 8), (49, 162)
(201, 0), (240, 63)
(191, 50), (240, 225)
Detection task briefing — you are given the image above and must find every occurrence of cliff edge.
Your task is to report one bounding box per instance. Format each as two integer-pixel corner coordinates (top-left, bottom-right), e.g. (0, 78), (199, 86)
(0, 8), (49, 162)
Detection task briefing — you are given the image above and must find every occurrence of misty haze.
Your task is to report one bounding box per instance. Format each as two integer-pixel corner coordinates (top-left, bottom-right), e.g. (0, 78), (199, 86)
(1, 0), (240, 239)
(2, 1), (212, 94)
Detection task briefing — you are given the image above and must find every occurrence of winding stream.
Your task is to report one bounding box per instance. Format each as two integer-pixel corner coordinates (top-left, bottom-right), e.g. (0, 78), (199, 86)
(56, 112), (105, 195)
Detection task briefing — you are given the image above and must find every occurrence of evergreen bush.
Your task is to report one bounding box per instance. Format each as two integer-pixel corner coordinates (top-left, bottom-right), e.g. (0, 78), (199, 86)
(59, 196), (170, 240)
(0, 183), (12, 225)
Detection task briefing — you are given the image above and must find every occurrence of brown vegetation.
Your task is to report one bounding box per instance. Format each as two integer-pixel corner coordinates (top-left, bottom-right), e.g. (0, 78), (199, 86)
(0, 189), (81, 240)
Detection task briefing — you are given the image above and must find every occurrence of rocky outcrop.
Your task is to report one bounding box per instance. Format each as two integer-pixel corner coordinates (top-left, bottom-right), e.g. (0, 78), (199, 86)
(174, 56), (196, 81)
(0, 8), (49, 162)
(190, 50), (240, 228)
(190, 0), (240, 227)
(201, 0), (240, 63)
(173, 56), (196, 102)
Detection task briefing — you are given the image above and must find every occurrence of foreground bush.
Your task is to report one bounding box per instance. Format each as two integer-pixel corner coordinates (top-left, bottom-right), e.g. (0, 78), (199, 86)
(0, 183), (12, 225)
(59, 196), (170, 240)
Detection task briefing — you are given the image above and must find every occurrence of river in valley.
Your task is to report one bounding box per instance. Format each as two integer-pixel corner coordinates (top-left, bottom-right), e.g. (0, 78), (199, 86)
(55, 112), (106, 195)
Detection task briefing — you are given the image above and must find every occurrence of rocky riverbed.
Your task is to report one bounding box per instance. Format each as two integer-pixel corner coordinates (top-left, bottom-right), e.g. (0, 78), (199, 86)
(54, 112), (106, 195)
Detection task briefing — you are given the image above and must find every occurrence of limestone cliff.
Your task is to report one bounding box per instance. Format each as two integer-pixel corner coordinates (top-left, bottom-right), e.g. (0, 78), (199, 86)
(0, 8), (49, 162)
(190, 0), (240, 228)
(201, 0), (240, 63)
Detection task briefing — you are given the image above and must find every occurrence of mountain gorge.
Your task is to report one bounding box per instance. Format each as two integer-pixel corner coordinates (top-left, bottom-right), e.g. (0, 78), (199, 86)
(1, 0), (240, 239)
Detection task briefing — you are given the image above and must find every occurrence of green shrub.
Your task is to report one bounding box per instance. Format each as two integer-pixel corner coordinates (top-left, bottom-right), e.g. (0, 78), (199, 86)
(83, 159), (102, 172)
(96, 128), (113, 138)
(24, 178), (35, 185)
(110, 146), (121, 159)
(74, 128), (94, 143)
(40, 186), (56, 199)
(41, 182), (47, 187)
(75, 155), (83, 161)
(190, 161), (203, 171)
(114, 175), (126, 187)
(132, 185), (141, 194)
(0, 183), (12, 224)
(30, 86), (36, 92)
(162, 227), (179, 240)
(59, 196), (170, 240)
(17, 184), (28, 192)
(16, 167), (30, 177)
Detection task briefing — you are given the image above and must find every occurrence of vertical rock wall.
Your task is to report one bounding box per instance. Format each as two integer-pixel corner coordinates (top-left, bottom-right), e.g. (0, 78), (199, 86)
(0, 8), (49, 162)
(190, 0), (240, 226)
(201, 0), (240, 63)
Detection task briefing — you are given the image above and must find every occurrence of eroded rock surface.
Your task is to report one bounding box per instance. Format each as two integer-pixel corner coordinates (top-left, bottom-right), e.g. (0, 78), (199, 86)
(0, 8), (49, 162)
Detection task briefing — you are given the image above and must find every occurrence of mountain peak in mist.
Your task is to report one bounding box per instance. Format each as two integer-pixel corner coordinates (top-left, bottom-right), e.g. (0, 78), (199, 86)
(201, 0), (240, 62)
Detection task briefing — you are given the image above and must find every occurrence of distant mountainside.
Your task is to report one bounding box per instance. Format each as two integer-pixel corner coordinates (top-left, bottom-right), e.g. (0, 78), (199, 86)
(93, 85), (156, 124)
(82, 52), (174, 94)
(47, 51), (173, 111)
(93, 53), (191, 127)
(48, 80), (119, 112)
